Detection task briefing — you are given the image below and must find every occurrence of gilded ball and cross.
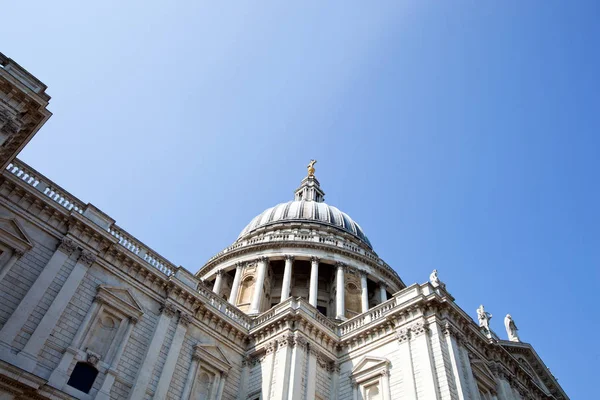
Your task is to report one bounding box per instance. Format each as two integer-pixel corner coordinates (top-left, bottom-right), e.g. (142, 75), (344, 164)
(307, 159), (317, 177)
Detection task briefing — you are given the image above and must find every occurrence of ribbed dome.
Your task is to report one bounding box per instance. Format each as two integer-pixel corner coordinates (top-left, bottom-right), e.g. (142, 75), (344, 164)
(237, 200), (373, 249)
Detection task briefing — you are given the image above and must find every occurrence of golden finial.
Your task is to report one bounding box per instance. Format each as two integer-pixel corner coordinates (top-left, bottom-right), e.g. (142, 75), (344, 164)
(307, 159), (317, 177)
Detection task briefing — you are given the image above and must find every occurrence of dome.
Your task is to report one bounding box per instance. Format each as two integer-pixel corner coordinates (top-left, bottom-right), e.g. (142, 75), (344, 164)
(237, 200), (373, 249)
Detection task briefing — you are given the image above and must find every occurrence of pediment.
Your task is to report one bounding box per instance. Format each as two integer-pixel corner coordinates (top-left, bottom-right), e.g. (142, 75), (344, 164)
(351, 356), (390, 377)
(501, 341), (568, 400)
(194, 344), (231, 373)
(96, 285), (144, 321)
(0, 217), (33, 252)
(471, 358), (497, 392)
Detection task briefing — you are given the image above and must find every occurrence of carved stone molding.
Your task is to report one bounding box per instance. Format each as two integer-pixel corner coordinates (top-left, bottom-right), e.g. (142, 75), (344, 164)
(160, 303), (178, 318)
(396, 327), (410, 343)
(265, 340), (277, 354)
(310, 256), (320, 263)
(277, 334), (294, 349)
(78, 250), (97, 267)
(179, 313), (193, 327)
(284, 254), (295, 261)
(410, 321), (429, 337)
(292, 335), (308, 349)
(86, 350), (101, 366)
(58, 237), (77, 256)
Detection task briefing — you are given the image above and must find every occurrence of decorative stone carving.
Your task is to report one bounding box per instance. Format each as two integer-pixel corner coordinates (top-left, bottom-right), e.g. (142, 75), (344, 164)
(58, 237), (77, 256)
(78, 250), (96, 267)
(284, 254), (295, 261)
(265, 340), (277, 354)
(86, 350), (101, 366)
(292, 335), (308, 349)
(396, 327), (410, 343)
(410, 321), (428, 337)
(429, 269), (445, 289)
(505, 314), (520, 342)
(477, 305), (492, 331)
(160, 303), (177, 317)
(278, 334), (294, 348)
(179, 313), (193, 327)
(310, 256), (320, 263)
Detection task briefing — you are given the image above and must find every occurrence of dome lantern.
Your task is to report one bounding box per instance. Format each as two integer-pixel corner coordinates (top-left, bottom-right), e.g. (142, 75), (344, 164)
(294, 160), (325, 203)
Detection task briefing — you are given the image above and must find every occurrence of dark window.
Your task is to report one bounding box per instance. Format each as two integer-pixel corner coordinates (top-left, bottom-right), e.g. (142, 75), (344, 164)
(67, 362), (98, 393)
(317, 305), (327, 316)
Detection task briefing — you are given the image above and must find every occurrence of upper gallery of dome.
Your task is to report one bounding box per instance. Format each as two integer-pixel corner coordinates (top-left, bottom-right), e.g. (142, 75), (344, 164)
(237, 160), (373, 249)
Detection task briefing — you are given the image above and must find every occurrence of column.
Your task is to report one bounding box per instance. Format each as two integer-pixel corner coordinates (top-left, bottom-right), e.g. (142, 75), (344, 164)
(0, 237), (76, 357)
(379, 281), (388, 303)
(216, 372), (227, 399)
(396, 327), (417, 400)
(287, 336), (307, 400)
(445, 328), (470, 400)
(280, 255), (294, 302)
(181, 350), (201, 400)
(228, 263), (243, 305)
(213, 270), (223, 295)
(48, 299), (103, 388)
(305, 346), (318, 399)
(271, 335), (293, 398)
(335, 262), (346, 320)
(409, 322), (440, 400)
(309, 256), (319, 307)
(129, 303), (177, 399)
(329, 362), (340, 400)
(0, 249), (23, 282)
(153, 313), (192, 399)
(96, 318), (135, 400)
(360, 272), (369, 313)
(460, 345), (481, 400)
(249, 257), (268, 315)
(261, 340), (277, 397)
(237, 357), (250, 400)
(16, 250), (96, 372)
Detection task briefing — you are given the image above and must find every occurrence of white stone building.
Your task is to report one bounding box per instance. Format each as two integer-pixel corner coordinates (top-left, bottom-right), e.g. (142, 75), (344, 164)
(0, 53), (568, 400)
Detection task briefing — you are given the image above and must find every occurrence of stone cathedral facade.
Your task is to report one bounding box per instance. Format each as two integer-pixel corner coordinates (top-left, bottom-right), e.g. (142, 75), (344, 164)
(0, 53), (568, 400)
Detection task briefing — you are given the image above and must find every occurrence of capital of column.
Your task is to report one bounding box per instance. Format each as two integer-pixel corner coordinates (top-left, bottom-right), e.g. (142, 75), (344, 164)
(160, 303), (178, 318)
(257, 256), (269, 263)
(235, 262), (245, 269)
(179, 313), (193, 327)
(335, 261), (346, 271)
(310, 256), (320, 264)
(215, 269), (223, 276)
(78, 250), (97, 267)
(284, 254), (295, 262)
(13, 249), (24, 258)
(58, 237), (77, 256)
(378, 280), (387, 289)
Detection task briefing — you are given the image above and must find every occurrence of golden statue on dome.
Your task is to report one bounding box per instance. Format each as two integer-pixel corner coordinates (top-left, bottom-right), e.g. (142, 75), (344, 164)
(307, 159), (317, 177)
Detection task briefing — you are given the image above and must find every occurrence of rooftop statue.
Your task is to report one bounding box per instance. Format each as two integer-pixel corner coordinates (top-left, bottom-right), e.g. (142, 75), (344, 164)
(307, 159), (317, 177)
(477, 305), (492, 331)
(429, 269), (445, 289)
(505, 314), (520, 342)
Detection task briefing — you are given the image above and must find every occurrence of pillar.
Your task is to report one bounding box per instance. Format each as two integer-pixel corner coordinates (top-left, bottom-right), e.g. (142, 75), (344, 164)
(287, 336), (307, 400)
(129, 303), (177, 399)
(0, 249), (23, 282)
(280, 255), (294, 302)
(329, 362), (340, 400)
(271, 335), (293, 398)
(213, 270), (223, 295)
(0, 237), (76, 357)
(445, 327), (470, 400)
(249, 257), (268, 315)
(16, 250), (96, 372)
(181, 351), (201, 400)
(335, 262), (346, 320)
(409, 322), (440, 400)
(229, 263), (243, 304)
(237, 357), (250, 400)
(96, 318), (135, 400)
(305, 346), (318, 399)
(396, 327), (418, 399)
(262, 340), (277, 397)
(309, 256), (319, 307)
(360, 272), (369, 313)
(379, 281), (388, 303)
(153, 313), (192, 399)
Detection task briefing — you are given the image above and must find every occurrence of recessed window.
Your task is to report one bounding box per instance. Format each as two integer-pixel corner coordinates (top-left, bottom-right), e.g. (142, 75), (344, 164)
(67, 362), (98, 394)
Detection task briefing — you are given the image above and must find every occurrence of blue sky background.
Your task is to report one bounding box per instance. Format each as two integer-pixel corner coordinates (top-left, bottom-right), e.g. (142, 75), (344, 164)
(2, 1), (598, 397)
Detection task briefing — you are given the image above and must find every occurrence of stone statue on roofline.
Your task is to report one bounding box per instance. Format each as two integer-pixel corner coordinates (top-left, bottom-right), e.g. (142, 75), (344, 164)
(429, 269), (445, 289)
(505, 314), (520, 342)
(477, 305), (492, 331)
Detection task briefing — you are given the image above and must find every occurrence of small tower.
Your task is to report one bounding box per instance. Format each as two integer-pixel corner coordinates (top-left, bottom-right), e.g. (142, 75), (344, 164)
(294, 160), (325, 202)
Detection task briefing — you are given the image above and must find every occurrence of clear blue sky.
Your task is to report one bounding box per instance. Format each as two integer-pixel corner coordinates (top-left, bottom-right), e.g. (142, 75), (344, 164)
(3, 1), (598, 397)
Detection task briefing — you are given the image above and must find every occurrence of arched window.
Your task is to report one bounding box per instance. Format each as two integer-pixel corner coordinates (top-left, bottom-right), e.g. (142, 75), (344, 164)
(238, 277), (255, 305)
(67, 362), (98, 394)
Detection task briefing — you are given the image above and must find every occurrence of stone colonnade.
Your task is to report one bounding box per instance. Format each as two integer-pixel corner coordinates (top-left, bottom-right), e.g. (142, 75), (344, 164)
(212, 255), (389, 317)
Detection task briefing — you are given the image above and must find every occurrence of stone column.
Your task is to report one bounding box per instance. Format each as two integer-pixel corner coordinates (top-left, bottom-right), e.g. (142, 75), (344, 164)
(96, 318), (135, 400)
(309, 256), (319, 307)
(237, 357), (250, 400)
(153, 313), (192, 399)
(271, 335), (293, 398)
(280, 255), (294, 302)
(181, 350), (201, 400)
(305, 346), (318, 399)
(409, 321), (440, 400)
(379, 281), (388, 303)
(329, 362), (340, 400)
(216, 372), (227, 399)
(287, 336), (307, 400)
(228, 263), (243, 305)
(396, 327), (417, 400)
(213, 270), (224, 295)
(360, 271), (369, 313)
(335, 262), (346, 320)
(459, 345), (481, 400)
(262, 340), (277, 397)
(444, 327), (470, 400)
(129, 303), (177, 399)
(16, 250), (96, 372)
(249, 257), (268, 315)
(0, 237), (76, 358)
(0, 249), (23, 282)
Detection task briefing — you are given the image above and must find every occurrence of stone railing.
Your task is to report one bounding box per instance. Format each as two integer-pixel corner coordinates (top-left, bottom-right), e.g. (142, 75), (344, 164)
(4, 159), (176, 277)
(250, 297), (338, 334)
(197, 283), (252, 329)
(205, 231), (402, 282)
